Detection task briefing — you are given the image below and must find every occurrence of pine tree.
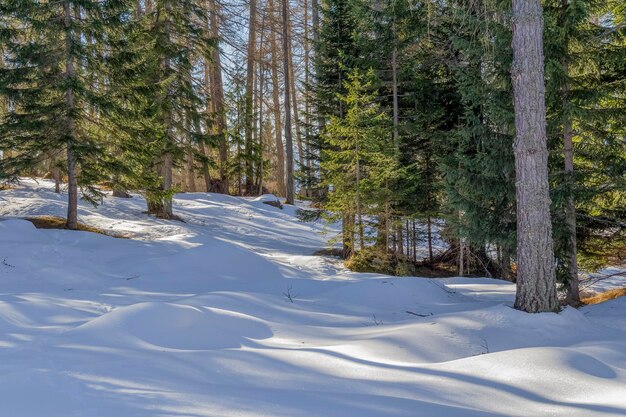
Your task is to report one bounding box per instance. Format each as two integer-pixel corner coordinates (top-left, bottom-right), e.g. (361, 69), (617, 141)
(437, 0), (517, 277)
(140, 0), (212, 218)
(544, 0), (626, 304)
(0, 0), (134, 229)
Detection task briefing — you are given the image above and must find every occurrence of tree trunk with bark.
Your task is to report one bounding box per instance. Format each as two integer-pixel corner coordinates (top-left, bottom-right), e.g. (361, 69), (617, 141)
(286, 16), (305, 169)
(208, 0), (229, 193)
(64, 0), (78, 230)
(269, 0), (286, 196)
(511, 0), (559, 313)
(282, 0), (295, 204)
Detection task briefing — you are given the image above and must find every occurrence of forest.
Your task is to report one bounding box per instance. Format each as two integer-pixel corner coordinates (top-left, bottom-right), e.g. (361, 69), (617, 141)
(0, 0), (625, 414)
(2, 0), (623, 309)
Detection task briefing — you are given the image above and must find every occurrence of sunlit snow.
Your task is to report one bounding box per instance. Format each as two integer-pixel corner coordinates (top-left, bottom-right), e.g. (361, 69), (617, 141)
(0, 179), (625, 416)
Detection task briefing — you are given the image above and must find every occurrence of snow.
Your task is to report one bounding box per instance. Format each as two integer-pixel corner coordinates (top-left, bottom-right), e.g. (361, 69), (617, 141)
(1, 179), (625, 417)
(581, 265), (626, 296)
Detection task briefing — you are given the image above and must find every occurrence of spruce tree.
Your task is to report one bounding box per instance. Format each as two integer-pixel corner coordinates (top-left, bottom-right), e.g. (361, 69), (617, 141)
(0, 0), (134, 229)
(140, 0), (212, 218)
(544, 0), (626, 304)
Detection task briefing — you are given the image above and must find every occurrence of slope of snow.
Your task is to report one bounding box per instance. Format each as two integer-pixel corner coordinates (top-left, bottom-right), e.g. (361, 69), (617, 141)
(0, 179), (625, 417)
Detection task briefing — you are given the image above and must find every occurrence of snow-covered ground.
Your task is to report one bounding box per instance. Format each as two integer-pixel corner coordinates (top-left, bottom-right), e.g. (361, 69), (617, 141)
(581, 266), (626, 296)
(0, 179), (625, 417)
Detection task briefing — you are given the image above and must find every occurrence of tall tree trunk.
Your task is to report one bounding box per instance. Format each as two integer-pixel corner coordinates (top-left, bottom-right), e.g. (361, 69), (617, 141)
(303, 0), (313, 186)
(64, 0), (78, 230)
(282, 0), (295, 204)
(269, 0), (286, 196)
(245, 0), (259, 192)
(512, 0), (558, 313)
(286, 16), (305, 169)
(208, 0), (229, 193)
(257, 47), (266, 196)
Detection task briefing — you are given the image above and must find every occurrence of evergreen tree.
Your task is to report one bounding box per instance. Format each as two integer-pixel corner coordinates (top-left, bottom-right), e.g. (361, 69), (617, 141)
(0, 0), (135, 229)
(322, 69), (395, 258)
(140, 0), (212, 218)
(436, 0), (516, 277)
(544, 0), (626, 304)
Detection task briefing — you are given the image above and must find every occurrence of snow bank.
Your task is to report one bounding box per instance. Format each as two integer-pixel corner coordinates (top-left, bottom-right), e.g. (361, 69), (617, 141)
(0, 179), (625, 416)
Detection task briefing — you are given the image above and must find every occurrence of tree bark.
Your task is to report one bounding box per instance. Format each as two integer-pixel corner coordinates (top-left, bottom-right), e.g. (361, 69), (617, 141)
(269, 0), (286, 196)
(511, 0), (558, 312)
(282, 0), (295, 204)
(257, 36), (266, 196)
(64, 0), (78, 230)
(286, 15), (305, 169)
(303, 0), (313, 184)
(208, 0), (229, 193)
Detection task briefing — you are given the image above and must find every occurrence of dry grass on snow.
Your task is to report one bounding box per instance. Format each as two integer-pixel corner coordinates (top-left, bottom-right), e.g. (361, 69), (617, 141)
(582, 286), (626, 305)
(25, 216), (128, 239)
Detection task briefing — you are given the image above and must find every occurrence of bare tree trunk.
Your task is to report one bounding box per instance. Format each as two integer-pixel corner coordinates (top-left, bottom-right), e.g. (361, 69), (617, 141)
(282, 0), (295, 205)
(512, 0), (558, 313)
(286, 16), (305, 169)
(64, 0), (78, 230)
(257, 45), (266, 196)
(269, 0), (286, 196)
(208, 0), (229, 193)
(303, 0), (313, 185)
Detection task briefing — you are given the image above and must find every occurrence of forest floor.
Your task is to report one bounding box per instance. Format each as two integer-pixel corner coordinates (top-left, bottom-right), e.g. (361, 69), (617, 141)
(0, 178), (625, 417)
